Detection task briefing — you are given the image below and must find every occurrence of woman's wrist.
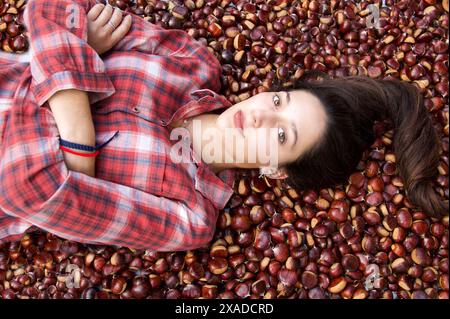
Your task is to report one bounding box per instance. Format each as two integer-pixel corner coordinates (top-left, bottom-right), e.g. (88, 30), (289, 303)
(62, 150), (96, 177)
(59, 125), (96, 148)
(59, 128), (97, 176)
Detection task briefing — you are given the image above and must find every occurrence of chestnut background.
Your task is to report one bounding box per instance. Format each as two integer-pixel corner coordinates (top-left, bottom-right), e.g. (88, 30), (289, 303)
(0, 0), (448, 299)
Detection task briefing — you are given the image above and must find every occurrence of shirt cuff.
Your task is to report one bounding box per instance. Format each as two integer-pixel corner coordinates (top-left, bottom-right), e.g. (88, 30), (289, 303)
(31, 70), (116, 108)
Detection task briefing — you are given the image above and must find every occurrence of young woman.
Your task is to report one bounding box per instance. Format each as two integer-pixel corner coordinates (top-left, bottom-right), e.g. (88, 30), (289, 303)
(0, 0), (447, 251)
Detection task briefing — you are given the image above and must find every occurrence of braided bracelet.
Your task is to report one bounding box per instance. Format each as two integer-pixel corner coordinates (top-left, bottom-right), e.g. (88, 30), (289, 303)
(59, 130), (119, 157)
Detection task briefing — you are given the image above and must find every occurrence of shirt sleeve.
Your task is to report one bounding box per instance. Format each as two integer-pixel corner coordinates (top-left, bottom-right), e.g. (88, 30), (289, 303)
(24, 0), (116, 107)
(0, 140), (218, 251)
(111, 8), (223, 93)
(114, 10), (220, 58)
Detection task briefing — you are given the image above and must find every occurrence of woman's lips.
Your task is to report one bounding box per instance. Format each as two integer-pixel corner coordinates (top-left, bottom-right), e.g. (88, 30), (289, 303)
(233, 110), (244, 135)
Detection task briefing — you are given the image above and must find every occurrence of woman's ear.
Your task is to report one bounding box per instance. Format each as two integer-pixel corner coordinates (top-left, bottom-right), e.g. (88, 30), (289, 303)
(264, 167), (289, 180)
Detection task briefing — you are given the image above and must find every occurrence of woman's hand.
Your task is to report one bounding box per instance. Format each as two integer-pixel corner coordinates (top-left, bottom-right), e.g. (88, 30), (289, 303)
(87, 3), (132, 55)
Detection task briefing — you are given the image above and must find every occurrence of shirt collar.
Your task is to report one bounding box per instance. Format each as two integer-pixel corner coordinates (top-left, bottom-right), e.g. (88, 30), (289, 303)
(170, 89), (233, 122)
(169, 89), (238, 210)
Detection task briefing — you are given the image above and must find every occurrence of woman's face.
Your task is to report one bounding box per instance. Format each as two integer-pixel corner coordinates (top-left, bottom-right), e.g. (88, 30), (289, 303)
(215, 89), (328, 170)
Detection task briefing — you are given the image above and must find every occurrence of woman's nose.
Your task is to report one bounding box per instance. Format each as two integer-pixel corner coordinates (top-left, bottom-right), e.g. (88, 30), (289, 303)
(251, 109), (277, 128)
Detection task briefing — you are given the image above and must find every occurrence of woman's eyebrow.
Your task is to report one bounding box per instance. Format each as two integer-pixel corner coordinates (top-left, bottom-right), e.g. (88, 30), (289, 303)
(285, 91), (298, 150)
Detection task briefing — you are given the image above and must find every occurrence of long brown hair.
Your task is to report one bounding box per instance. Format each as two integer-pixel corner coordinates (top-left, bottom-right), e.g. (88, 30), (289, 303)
(268, 71), (448, 218)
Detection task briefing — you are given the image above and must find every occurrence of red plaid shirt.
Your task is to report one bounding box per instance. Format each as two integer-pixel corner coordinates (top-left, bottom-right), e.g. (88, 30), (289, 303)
(0, 0), (239, 251)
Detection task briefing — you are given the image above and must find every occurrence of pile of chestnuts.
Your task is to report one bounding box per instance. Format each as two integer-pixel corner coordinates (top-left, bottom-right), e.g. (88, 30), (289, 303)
(0, 0), (448, 299)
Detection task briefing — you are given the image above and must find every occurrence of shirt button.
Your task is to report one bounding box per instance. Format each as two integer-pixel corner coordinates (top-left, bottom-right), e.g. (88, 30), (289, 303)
(132, 107), (140, 113)
(160, 120), (167, 126)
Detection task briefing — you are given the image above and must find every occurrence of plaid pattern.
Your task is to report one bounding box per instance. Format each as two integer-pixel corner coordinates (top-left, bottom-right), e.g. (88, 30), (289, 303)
(0, 0), (238, 251)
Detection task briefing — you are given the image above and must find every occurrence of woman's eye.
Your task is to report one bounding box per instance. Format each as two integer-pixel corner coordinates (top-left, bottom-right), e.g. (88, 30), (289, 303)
(278, 127), (286, 144)
(273, 94), (281, 108)
(274, 94), (285, 144)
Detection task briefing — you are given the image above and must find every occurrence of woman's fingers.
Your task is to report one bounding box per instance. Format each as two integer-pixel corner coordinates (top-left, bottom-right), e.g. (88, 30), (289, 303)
(107, 7), (124, 31)
(86, 3), (131, 54)
(94, 4), (114, 26)
(111, 15), (132, 43)
(87, 3), (105, 21)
